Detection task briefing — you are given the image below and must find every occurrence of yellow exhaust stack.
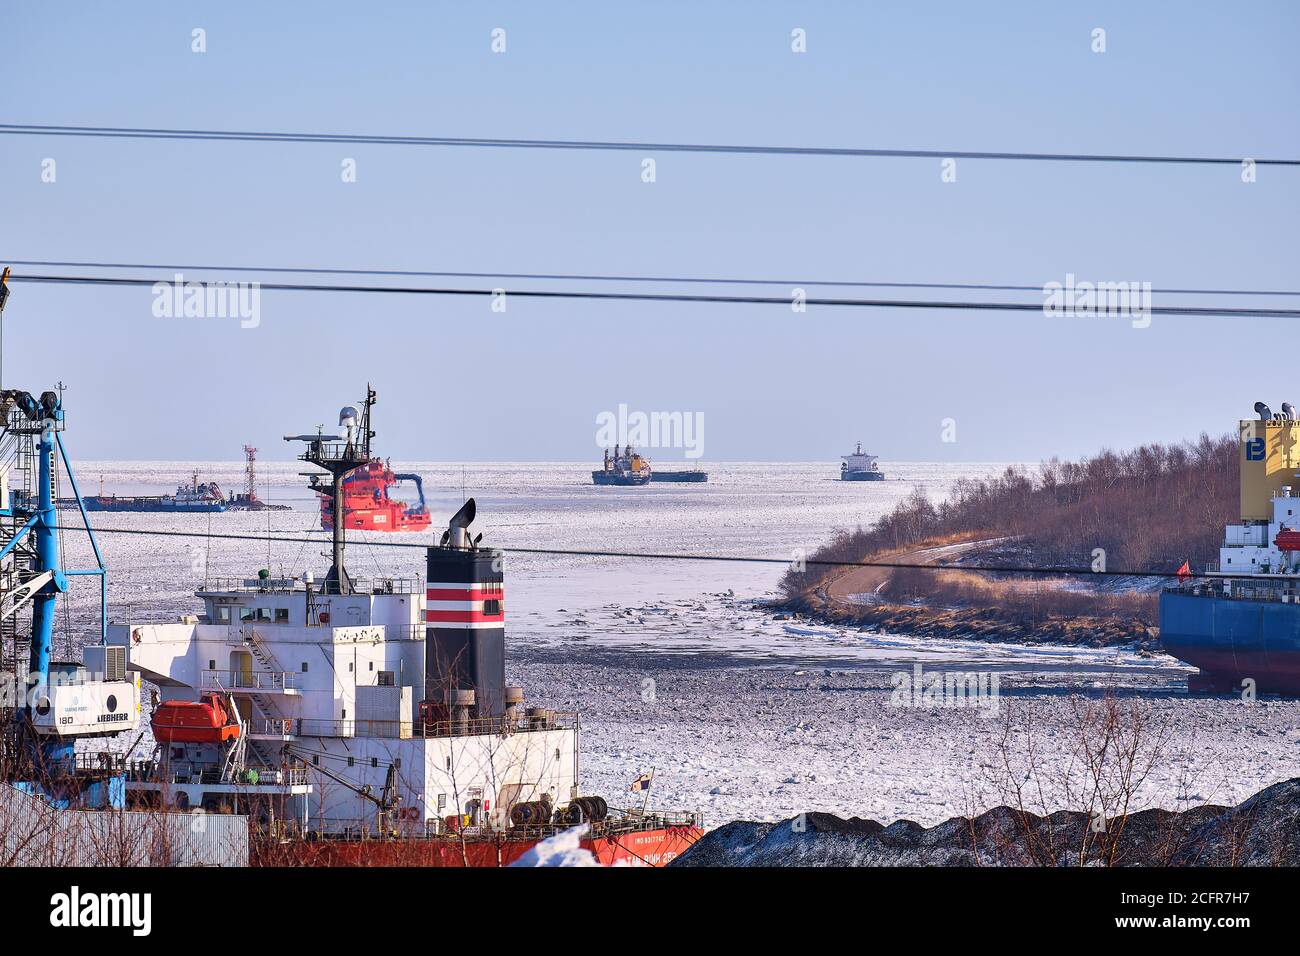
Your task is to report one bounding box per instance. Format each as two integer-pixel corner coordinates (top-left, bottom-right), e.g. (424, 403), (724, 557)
(1239, 417), (1300, 521)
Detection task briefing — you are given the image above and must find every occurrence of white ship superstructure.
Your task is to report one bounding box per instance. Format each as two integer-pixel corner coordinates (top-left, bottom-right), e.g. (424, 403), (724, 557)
(840, 442), (884, 481)
(109, 396), (580, 837)
(116, 560), (577, 834)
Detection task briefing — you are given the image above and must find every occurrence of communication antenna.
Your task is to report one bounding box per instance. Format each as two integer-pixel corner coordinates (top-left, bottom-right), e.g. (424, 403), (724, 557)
(243, 444), (258, 501)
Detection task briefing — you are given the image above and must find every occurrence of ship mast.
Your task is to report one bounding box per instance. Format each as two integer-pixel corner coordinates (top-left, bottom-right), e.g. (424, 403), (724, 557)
(285, 384), (376, 595)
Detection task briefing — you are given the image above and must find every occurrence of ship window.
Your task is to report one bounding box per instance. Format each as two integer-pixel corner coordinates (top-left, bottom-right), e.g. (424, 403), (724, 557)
(302, 662), (308, 672)
(484, 599), (501, 616)
(394, 758), (401, 769)
(437, 793), (447, 809)
(275, 608), (289, 623)
(312, 755), (319, 766)
(347, 756), (354, 767)
(445, 757), (451, 770)
(378, 671), (395, 687)
(555, 747), (561, 761)
(371, 757), (379, 768)
(368, 661), (374, 672)
(208, 660), (215, 671)
(216, 607), (231, 624)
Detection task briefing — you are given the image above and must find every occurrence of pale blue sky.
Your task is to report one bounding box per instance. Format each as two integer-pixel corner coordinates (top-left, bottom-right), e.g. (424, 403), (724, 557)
(2, 2), (1297, 461)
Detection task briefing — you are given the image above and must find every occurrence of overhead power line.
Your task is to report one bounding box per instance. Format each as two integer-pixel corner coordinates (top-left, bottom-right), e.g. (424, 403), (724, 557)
(1, 123), (1294, 167)
(52, 522), (1200, 580)
(11, 273), (1300, 318)
(5, 258), (1297, 299)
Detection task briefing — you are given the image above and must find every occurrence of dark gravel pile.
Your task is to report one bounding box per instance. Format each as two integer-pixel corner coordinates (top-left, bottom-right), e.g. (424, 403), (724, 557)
(673, 778), (1300, 866)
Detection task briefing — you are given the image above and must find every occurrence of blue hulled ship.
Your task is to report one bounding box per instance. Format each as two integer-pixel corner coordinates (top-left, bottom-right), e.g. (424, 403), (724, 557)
(1159, 401), (1300, 693)
(83, 472), (228, 513)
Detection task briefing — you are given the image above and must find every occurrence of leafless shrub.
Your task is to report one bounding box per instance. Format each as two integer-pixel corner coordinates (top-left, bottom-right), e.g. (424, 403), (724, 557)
(782, 434), (1236, 604)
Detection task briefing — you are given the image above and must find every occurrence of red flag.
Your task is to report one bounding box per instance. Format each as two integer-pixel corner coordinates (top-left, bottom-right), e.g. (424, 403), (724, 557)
(1176, 560), (1192, 582)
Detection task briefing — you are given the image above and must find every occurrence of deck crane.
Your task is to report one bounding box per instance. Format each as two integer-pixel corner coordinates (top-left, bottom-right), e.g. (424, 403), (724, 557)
(284, 744), (402, 835)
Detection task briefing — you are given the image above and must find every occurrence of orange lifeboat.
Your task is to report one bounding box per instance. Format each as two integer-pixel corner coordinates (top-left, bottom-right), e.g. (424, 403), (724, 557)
(151, 693), (241, 745)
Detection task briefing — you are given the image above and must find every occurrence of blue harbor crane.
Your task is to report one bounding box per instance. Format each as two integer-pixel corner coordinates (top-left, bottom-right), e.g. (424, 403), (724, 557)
(0, 268), (135, 807)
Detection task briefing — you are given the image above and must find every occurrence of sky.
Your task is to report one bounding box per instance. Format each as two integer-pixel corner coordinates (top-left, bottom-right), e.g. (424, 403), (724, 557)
(2, 1), (1297, 462)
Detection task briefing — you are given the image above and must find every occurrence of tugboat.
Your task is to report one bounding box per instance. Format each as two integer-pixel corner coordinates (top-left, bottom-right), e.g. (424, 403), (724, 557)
(1160, 400), (1300, 694)
(308, 390), (431, 532)
(840, 442), (885, 481)
(592, 444), (652, 486)
(84, 472), (229, 512)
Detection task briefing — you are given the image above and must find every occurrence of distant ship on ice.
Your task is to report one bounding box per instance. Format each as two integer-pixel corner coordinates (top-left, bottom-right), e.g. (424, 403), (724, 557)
(593, 445), (652, 485)
(840, 442), (885, 481)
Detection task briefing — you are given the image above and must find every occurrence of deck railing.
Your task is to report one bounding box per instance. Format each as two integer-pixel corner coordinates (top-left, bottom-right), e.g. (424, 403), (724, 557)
(198, 576), (422, 595)
(200, 669), (302, 692)
(251, 711), (579, 740)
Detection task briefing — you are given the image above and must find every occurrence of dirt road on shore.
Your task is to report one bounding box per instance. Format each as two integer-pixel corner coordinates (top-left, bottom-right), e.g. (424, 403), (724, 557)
(822, 537), (1009, 605)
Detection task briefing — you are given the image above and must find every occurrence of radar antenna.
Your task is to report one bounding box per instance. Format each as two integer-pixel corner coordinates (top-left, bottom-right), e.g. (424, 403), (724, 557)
(284, 384), (377, 594)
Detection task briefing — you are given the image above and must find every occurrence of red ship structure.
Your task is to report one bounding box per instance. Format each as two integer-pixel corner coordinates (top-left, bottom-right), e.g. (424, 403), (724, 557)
(313, 397), (430, 532)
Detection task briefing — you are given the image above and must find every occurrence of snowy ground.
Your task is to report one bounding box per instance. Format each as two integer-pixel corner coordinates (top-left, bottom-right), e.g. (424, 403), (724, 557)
(512, 648), (1300, 827)
(49, 458), (1300, 828)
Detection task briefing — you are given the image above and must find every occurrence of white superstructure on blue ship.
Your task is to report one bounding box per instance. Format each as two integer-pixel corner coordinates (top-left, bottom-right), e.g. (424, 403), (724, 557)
(840, 442), (885, 481)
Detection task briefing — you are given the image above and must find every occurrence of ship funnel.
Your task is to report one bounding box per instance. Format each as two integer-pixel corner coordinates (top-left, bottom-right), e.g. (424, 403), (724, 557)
(1255, 401), (1273, 422)
(1284, 403), (1296, 421)
(441, 497), (477, 549)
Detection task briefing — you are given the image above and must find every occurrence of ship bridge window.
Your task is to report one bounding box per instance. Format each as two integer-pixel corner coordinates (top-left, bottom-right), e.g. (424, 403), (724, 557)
(215, 606), (232, 624)
(240, 607), (273, 623)
(274, 608), (289, 623)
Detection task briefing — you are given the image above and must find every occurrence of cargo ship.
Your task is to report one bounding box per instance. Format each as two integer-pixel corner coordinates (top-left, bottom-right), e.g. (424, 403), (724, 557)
(1159, 401), (1300, 694)
(841, 442), (885, 481)
(652, 467), (709, 483)
(592, 444), (652, 485)
(0, 354), (700, 866)
(84, 471), (229, 512)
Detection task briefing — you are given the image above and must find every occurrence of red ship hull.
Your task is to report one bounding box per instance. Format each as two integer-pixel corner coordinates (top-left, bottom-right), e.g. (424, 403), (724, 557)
(320, 460), (431, 533)
(254, 825), (703, 867)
